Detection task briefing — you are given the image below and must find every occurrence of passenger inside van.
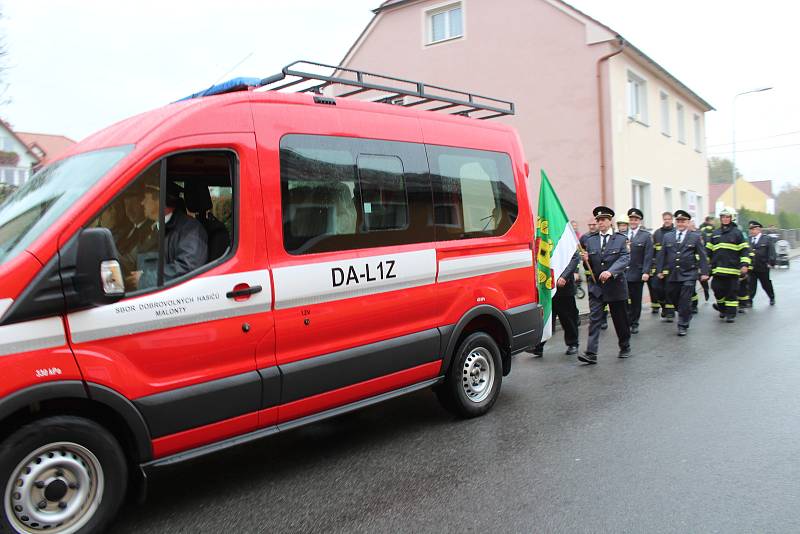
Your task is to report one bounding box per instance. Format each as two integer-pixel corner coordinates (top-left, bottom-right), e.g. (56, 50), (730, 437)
(130, 181), (208, 289)
(184, 182), (230, 261)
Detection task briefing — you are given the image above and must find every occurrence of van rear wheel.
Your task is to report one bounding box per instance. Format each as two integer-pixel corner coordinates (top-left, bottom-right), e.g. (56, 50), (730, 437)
(1, 416), (127, 534)
(436, 332), (503, 418)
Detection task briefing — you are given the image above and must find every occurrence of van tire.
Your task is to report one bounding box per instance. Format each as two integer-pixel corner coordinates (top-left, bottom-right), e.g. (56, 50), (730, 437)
(436, 332), (502, 418)
(1, 416), (127, 534)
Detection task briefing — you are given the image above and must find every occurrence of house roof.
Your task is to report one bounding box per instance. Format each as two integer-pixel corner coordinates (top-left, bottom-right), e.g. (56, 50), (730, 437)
(749, 180), (774, 198)
(709, 179), (774, 209)
(16, 132), (76, 166)
(365, 0), (714, 111)
(0, 121), (40, 163)
(709, 183), (730, 208)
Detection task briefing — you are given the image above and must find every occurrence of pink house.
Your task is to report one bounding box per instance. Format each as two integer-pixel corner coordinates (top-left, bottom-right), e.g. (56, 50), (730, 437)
(340, 0), (713, 228)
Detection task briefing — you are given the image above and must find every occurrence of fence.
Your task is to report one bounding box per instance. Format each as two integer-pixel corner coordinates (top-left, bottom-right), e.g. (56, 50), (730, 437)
(765, 229), (800, 248)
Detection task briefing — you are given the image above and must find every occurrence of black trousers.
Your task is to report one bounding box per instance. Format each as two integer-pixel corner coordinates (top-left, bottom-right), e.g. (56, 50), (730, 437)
(648, 276), (667, 311)
(711, 275), (739, 318)
(738, 274), (752, 307)
(627, 281), (644, 326)
(536, 292), (580, 351)
(553, 292), (580, 347)
(749, 269), (775, 300)
(587, 295), (630, 354)
(666, 281), (696, 327)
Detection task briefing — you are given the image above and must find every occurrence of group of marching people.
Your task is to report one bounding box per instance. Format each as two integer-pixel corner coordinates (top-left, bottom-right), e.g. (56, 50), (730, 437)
(533, 205), (778, 364)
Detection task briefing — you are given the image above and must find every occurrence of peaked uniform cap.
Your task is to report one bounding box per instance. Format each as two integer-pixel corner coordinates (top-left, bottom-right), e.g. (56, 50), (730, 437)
(593, 206), (614, 219)
(673, 209), (691, 220)
(627, 208), (644, 219)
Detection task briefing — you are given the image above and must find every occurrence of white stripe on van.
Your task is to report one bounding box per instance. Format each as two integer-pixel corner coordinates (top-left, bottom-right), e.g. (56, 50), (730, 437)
(0, 298), (12, 319)
(68, 270), (271, 343)
(273, 249), (437, 310)
(0, 314), (66, 357)
(437, 249), (533, 283)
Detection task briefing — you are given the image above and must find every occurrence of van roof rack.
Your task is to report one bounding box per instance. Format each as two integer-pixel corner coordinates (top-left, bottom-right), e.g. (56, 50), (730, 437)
(182, 60), (514, 120)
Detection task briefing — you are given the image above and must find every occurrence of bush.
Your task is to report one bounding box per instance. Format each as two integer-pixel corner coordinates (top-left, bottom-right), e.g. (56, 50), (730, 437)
(733, 207), (800, 230)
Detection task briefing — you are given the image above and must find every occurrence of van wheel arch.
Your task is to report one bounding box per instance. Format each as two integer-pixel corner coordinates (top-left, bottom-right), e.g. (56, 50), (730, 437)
(442, 305), (512, 377)
(0, 382), (152, 466)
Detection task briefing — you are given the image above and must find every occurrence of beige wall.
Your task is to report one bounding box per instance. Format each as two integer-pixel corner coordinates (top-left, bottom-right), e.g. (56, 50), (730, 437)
(717, 180), (774, 214)
(608, 52), (710, 229)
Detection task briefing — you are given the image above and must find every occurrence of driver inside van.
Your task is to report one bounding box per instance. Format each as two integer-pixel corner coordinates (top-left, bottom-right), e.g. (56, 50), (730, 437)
(128, 181), (208, 290)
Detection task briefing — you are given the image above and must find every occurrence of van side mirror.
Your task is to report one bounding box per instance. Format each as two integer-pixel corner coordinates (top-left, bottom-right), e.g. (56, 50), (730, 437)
(75, 227), (125, 305)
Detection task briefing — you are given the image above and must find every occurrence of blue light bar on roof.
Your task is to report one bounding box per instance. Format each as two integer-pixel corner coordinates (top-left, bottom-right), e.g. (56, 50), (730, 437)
(178, 77), (262, 101)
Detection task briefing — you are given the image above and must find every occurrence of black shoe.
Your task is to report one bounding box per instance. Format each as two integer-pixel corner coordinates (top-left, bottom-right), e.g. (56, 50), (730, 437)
(691, 308), (698, 314)
(532, 348), (543, 357)
(712, 303), (720, 312)
(677, 326), (687, 336)
(566, 345), (578, 356)
(770, 298), (775, 305)
(660, 309), (667, 318)
(618, 347), (631, 358)
(630, 325), (639, 334)
(719, 313), (726, 319)
(665, 316), (674, 323)
(600, 322), (608, 330)
(726, 317), (736, 323)
(578, 352), (597, 364)
(738, 308), (746, 314)
(651, 308), (660, 314)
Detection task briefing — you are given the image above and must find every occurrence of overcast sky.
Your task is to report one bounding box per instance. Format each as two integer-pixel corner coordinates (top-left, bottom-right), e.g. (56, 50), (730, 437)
(3, 0), (798, 191)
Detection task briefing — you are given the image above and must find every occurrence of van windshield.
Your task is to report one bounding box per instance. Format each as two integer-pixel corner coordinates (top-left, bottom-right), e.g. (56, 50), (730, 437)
(0, 145), (133, 266)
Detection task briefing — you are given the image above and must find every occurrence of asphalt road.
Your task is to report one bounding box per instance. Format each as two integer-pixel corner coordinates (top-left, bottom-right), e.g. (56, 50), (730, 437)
(115, 262), (799, 533)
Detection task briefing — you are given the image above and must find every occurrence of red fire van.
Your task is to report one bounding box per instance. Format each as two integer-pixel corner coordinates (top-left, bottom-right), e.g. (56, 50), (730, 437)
(0, 62), (542, 533)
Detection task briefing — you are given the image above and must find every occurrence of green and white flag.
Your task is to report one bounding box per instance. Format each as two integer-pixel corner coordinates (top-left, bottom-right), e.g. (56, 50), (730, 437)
(536, 170), (579, 341)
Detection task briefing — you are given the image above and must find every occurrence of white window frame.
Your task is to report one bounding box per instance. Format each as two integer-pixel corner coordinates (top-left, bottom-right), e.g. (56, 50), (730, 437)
(631, 179), (652, 225)
(663, 186), (673, 213)
(660, 91), (670, 136)
(679, 190), (688, 210)
(676, 102), (686, 144)
(425, 2), (464, 45)
(693, 113), (703, 152)
(626, 71), (648, 124)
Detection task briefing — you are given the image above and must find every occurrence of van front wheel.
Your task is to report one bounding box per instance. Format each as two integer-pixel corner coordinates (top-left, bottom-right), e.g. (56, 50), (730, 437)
(436, 332), (502, 418)
(1, 416), (127, 534)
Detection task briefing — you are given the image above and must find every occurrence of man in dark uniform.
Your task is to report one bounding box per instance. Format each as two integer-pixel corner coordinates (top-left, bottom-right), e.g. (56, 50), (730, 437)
(578, 206), (631, 364)
(580, 220), (607, 329)
(624, 208), (653, 334)
(747, 220), (776, 305)
(650, 211), (676, 317)
(707, 208), (749, 323)
(655, 210), (709, 336)
(697, 216), (714, 303)
(131, 182), (209, 290)
(532, 251), (581, 357)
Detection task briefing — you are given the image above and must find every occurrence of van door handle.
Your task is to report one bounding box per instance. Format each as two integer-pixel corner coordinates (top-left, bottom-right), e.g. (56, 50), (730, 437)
(226, 284), (263, 299)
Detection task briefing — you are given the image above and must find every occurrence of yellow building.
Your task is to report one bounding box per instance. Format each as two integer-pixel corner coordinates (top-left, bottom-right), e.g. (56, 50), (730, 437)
(710, 179), (775, 215)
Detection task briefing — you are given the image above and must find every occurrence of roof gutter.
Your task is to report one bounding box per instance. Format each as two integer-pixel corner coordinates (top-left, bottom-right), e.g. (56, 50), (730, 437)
(596, 37), (625, 205)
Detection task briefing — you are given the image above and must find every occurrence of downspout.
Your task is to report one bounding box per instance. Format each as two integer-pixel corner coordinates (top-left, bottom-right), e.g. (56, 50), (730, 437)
(596, 37), (625, 205)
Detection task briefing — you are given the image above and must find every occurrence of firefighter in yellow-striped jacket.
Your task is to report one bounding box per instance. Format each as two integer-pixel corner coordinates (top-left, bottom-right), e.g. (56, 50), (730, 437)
(706, 209), (751, 323)
(736, 240), (756, 313)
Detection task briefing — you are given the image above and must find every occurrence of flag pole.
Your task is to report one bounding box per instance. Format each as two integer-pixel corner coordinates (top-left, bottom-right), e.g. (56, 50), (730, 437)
(577, 242), (598, 283)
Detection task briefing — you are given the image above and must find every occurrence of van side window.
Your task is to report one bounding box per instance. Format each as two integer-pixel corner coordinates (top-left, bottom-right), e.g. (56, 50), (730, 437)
(428, 146), (517, 240)
(280, 134), (433, 255)
(357, 155), (408, 232)
(91, 150), (236, 294)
